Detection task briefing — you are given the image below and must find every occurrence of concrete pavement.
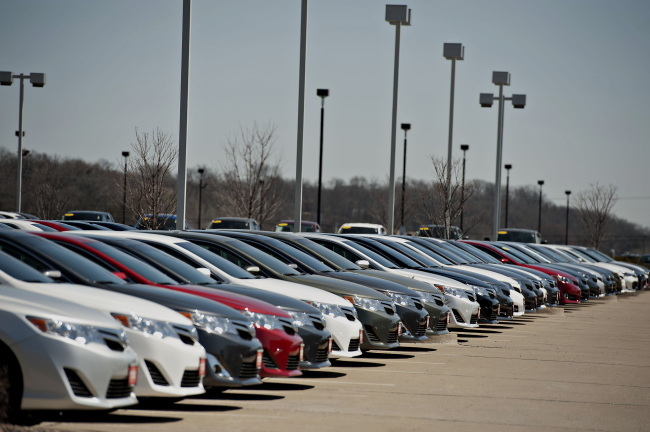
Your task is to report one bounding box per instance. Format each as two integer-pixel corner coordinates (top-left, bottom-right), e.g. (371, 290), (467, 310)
(36, 292), (650, 432)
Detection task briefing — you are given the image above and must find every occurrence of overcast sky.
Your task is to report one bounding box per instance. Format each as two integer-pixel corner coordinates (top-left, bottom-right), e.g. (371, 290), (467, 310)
(1, 0), (649, 228)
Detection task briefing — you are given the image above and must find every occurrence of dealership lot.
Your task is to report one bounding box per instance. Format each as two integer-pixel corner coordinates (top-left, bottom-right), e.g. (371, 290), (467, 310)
(35, 292), (650, 432)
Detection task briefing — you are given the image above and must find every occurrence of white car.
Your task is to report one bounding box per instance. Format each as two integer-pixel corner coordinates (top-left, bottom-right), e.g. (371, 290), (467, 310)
(304, 234), (480, 329)
(66, 230), (365, 358)
(0, 248), (207, 400)
(337, 223), (387, 235)
(0, 286), (138, 415)
(0, 220), (52, 231)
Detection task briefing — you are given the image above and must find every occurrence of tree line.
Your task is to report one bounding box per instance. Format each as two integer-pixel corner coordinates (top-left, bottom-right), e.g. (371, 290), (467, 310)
(1, 125), (647, 255)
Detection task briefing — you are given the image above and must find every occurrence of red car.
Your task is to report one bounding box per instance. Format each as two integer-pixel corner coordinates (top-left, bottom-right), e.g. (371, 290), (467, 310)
(461, 240), (581, 305)
(35, 232), (304, 378)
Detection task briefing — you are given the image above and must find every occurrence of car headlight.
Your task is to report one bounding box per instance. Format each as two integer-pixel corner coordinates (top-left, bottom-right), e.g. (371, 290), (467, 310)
(307, 301), (347, 319)
(112, 313), (178, 339)
(188, 311), (237, 335)
(242, 311), (284, 331)
(287, 311), (314, 328)
(554, 274), (571, 284)
(27, 316), (107, 345)
(382, 291), (416, 307)
(472, 285), (490, 296)
(344, 295), (383, 311)
(420, 291), (441, 304)
(435, 285), (467, 299)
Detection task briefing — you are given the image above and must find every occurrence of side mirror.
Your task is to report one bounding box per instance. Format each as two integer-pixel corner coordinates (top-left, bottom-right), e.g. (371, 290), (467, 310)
(356, 260), (370, 269)
(500, 258), (509, 264)
(245, 266), (261, 275)
(43, 270), (62, 279)
(287, 263), (299, 269)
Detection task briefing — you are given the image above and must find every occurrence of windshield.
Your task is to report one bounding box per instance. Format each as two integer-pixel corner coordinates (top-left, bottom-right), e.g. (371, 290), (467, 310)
(510, 244), (551, 263)
(426, 240), (472, 264)
(286, 237), (361, 270)
(345, 237), (422, 268)
(580, 248), (610, 262)
(192, 238), (301, 276)
(566, 247), (597, 263)
(497, 230), (539, 243)
(494, 243), (538, 264)
(548, 247), (581, 263)
(0, 250), (53, 282)
(338, 226), (380, 234)
(176, 241), (255, 279)
(0, 236), (126, 285)
(404, 241), (454, 265)
(275, 222), (318, 233)
(243, 237), (334, 273)
(88, 241), (178, 284)
(528, 245), (566, 262)
(107, 240), (217, 284)
(452, 241), (501, 264)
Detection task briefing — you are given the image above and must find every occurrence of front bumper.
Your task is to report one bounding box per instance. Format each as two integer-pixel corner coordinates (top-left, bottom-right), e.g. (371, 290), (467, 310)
(255, 327), (303, 378)
(356, 307), (401, 350)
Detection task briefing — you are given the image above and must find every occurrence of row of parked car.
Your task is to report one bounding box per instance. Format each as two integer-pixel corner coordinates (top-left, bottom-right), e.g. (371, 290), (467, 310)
(0, 210), (647, 423)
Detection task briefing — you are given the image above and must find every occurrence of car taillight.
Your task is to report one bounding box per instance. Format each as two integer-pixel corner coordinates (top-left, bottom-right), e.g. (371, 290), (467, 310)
(255, 350), (263, 369)
(198, 358), (206, 377)
(128, 365), (138, 387)
(299, 344), (304, 362)
(328, 338), (333, 353)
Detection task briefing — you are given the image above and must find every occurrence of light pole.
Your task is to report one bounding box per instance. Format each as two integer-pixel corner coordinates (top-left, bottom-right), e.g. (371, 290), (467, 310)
(565, 190), (571, 245)
(121, 151), (130, 224)
(316, 88), (329, 227)
(460, 144), (469, 232)
(293, 0), (308, 233)
(480, 71), (526, 240)
(504, 164), (512, 228)
(400, 123), (411, 234)
(385, 4), (411, 235)
(198, 168), (206, 229)
(537, 180), (544, 233)
(1, 71), (46, 213)
(443, 43), (464, 239)
(176, 0), (191, 230)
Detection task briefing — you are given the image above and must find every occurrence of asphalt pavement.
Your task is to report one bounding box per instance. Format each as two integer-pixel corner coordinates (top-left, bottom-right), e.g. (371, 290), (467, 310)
(35, 291), (650, 432)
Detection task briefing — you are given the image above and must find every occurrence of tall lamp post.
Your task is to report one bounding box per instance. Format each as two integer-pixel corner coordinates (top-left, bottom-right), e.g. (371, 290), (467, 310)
(121, 151), (130, 224)
(293, 0), (308, 233)
(385, 4), (411, 235)
(0, 71), (46, 213)
(316, 88), (329, 227)
(537, 180), (544, 233)
(565, 190), (571, 245)
(400, 123), (411, 234)
(198, 168), (206, 229)
(504, 164), (512, 228)
(480, 71), (526, 240)
(459, 144), (469, 232)
(443, 43), (464, 239)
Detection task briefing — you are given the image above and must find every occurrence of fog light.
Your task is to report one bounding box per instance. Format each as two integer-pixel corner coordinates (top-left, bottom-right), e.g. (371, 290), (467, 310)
(359, 329), (364, 344)
(198, 358), (206, 377)
(426, 316), (430, 328)
(447, 313), (450, 324)
(299, 344), (304, 362)
(397, 322), (402, 336)
(328, 338), (333, 353)
(128, 365), (138, 386)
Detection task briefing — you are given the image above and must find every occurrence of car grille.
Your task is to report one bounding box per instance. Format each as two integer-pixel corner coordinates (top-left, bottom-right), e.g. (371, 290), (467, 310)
(435, 299), (444, 306)
(331, 339), (341, 351)
(309, 314), (325, 330)
(174, 326), (196, 346)
(278, 317), (296, 335)
(469, 313), (479, 325)
(452, 309), (464, 324)
(340, 307), (357, 322)
(64, 368), (92, 398)
(106, 377), (131, 399)
(435, 317), (448, 332)
(363, 325), (380, 342)
(145, 360), (169, 386)
(233, 321), (254, 340)
(98, 329), (127, 352)
(387, 329), (399, 344)
(382, 301), (396, 315)
(487, 305), (498, 321)
(285, 354), (300, 370)
(262, 351), (278, 369)
(180, 369), (201, 387)
(239, 359), (260, 378)
(348, 338), (360, 352)
(314, 346), (329, 363)
(415, 321), (427, 337)
(467, 294), (476, 302)
(413, 299), (424, 310)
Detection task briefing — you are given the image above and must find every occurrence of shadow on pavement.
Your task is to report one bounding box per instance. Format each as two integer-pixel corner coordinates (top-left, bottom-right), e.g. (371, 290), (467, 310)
(132, 403), (242, 413)
(361, 352), (415, 360)
(454, 333), (489, 339)
(257, 382), (315, 391)
(36, 410), (183, 424)
(206, 392), (284, 401)
(330, 359), (386, 368)
(299, 370), (347, 379)
(391, 346), (437, 353)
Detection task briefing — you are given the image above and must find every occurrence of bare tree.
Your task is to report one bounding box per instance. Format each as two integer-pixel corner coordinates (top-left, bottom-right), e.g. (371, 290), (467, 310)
(219, 122), (284, 229)
(417, 156), (480, 238)
(32, 154), (70, 219)
(574, 183), (618, 249)
(127, 128), (177, 229)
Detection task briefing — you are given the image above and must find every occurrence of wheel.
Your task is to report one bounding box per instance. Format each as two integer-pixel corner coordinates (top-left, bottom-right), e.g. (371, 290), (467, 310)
(0, 357), (22, 424)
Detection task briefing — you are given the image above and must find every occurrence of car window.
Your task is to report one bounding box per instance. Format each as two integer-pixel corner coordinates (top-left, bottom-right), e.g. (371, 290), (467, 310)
(0, 250), (53, 282)
(176, 241), (255, 279)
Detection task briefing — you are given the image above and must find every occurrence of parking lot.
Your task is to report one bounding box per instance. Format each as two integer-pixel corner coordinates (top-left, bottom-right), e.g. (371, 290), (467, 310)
(31, 291), (650, 432)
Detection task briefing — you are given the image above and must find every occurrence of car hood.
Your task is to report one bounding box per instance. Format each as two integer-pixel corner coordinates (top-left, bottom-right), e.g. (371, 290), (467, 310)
(287, 274), (392, 301)
(235, 277), (353, 307)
